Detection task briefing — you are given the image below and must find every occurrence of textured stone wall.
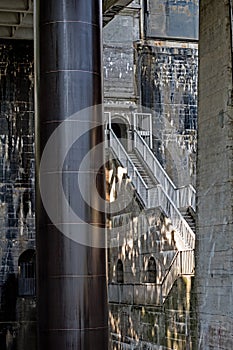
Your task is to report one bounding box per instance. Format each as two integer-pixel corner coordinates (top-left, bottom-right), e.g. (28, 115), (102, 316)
(195, 0), (233, 349)
(0, 40), (36, 350)
(136, 41), (198, 186)
(109, 277), (196, 350)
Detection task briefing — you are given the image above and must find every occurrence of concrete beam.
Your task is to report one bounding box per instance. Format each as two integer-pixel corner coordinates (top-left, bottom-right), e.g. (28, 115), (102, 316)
(0, 0), (33, 39)
(103, 0), (133, 12)
(103, 0), (134, 26)
(0, 12), (33, 27)
(0, 26), (33, 39)
(0, 0), (33, 13)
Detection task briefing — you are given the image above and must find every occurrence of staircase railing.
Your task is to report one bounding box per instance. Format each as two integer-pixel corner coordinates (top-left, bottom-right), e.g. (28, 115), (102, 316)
(161, 250), (195, 302)
(108, 129), (195, 249)
(134, 130), (196, 211)
(161, 252), (180, 301)
(149, 186), (195, 249)
(108, 129), (149, 204)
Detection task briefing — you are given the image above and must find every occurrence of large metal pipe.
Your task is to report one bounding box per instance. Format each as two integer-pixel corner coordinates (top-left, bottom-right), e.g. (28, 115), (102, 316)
(35, 0), (108, 349)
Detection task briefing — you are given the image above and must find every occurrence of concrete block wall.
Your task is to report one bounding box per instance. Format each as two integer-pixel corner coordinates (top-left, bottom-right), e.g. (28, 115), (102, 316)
(136, 41), (198, 186)
(0, 40), (36, 350)
(109, 276), (196, 349)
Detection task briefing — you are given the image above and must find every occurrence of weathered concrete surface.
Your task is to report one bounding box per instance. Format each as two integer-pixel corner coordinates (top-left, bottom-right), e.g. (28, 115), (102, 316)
(136, 40), (198, 186)
(196, 0), (233, 348)
(109, 277), (196, 349)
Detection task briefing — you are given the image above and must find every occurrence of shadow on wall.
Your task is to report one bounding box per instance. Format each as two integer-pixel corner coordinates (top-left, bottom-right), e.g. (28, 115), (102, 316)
(0, 273), (17, 350)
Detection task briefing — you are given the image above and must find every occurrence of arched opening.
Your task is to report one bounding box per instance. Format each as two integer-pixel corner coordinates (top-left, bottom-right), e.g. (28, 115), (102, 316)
(116, 259), (124, 283)
(111, 123), (122, 139)
(111, 117), (129, 150)
(18, 249), (36, 297)
(147, 257), (156, 283)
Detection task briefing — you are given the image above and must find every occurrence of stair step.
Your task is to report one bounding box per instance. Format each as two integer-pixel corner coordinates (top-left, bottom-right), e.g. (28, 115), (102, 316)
(179, 209), (196, 233)
(127, 151), (157, 188)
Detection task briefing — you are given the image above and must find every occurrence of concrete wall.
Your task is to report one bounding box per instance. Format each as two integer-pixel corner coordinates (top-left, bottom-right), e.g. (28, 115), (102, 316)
(109, 276), (196, 349)
(195, 0), (233, 348)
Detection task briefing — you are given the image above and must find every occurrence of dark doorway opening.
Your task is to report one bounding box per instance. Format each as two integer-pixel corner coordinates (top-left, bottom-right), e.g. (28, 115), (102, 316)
(111, 118), (129, 150)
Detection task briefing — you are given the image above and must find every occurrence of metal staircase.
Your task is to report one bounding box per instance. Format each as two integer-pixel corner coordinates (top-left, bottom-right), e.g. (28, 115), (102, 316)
(180, 208), (196, 234)
(127, 151), (157, 189)
(133, 129), (196, 212)
(107, 127), (195, 248)
(106, 124), (196, 303)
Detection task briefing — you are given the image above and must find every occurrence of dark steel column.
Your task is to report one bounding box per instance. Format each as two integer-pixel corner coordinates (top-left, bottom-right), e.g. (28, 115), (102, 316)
(35, 0), (108, 349)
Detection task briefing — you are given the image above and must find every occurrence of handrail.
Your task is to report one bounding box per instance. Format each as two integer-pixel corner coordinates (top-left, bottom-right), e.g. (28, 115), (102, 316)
(146, 184), (195, 249)
(107, 129), (195, 250)
(154, 185), (195, 249)
(134, 130), (196, 211)
(108, 129), (150, 206)
(161, 250), (195, 302)
(161, 251), (180, 301)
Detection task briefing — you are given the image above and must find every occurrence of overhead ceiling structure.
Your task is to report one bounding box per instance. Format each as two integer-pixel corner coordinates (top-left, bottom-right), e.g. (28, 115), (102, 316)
(0, 0), (133, 40)
(0, 0), (33, 40)
(103, 0), (134, 26)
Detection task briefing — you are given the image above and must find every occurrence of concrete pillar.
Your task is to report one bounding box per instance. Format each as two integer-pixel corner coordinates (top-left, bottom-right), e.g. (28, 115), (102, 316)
(35, 0), (108, 349)
(196, 0), (233, 348)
